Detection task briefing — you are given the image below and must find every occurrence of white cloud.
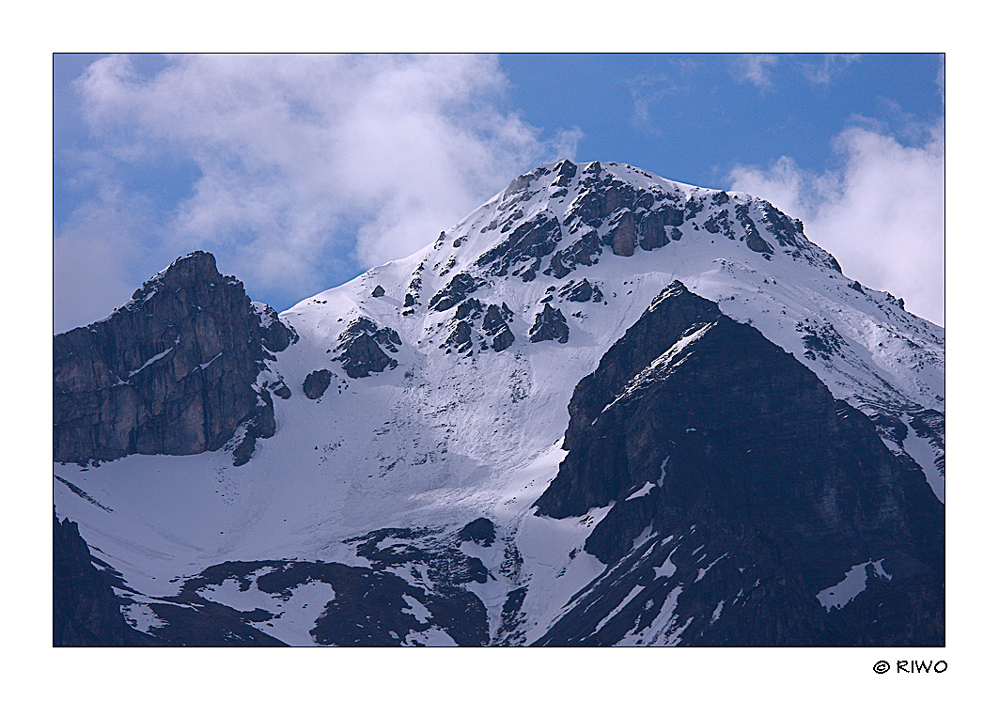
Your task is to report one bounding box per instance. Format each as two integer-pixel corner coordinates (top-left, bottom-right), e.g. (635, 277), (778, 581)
(732, 55), (779, 89)
(57, 54), (580, 329)
(800, 54), (861, 85)
(53, 178), (159, 332)
(729, 122), (944, 326)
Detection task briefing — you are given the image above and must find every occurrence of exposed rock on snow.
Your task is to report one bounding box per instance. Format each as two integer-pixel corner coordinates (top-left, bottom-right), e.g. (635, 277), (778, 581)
(529, 303), (569, 344)
(302, 369), (333, 400)
(332, 318), (401, 378)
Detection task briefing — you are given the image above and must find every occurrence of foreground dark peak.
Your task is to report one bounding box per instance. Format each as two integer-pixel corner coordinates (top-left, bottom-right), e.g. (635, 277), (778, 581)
(534, 281), (943, 645)
(53, 251), (295, 466)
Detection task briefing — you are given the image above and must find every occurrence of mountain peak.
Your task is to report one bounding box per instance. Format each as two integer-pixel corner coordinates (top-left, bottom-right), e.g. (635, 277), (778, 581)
(54, 158), (943, 648)
(433, 159), (840, 293)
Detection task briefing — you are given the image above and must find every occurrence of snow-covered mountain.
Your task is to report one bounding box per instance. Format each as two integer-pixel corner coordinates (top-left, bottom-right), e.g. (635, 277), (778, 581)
(53, 159), (944, 646)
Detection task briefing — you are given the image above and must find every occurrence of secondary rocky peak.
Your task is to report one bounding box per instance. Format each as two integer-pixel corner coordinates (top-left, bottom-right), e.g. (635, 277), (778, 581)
(53, 251), (292, 465)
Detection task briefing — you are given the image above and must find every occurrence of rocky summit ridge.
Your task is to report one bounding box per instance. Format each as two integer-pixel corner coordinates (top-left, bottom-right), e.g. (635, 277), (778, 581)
(53, 159), (943, 646)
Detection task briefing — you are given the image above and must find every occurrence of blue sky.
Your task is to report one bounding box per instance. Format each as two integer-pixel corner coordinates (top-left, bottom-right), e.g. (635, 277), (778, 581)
(53, 53), (944, 330)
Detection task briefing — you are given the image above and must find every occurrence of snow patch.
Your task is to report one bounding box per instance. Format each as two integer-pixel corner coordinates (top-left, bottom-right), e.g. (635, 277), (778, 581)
(595, 584), (645, 633)
(625, 482), (655, 501)
(816, 559), (892, 612)
(902, 414), (945, 503)
(710, 599), (725, 624)
(127, 337), (179, 377)
(400, 594), (432, 624)
(122, 601), (167, 633)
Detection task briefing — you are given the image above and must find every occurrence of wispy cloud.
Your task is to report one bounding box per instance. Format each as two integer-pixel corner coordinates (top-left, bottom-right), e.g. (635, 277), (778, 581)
(729, 120), (944, 325)
(627, 61), (695, 134)
(731, 55), (779, 90)
(56, 54), (581, 331)
(800, 54), (861, 85)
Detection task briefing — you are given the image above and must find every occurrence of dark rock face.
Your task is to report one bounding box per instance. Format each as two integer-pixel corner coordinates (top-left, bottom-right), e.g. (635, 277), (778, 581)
(797, 319), (847, 363)
(164, 559), (460, 646)
(231, 391), (276, 466)
(529, 303), (569, 344)
(703, 210), (736, 240)
(455, 297), (483, 320)
(482, 304), (515, 352)
(54, 513), (155, 646)
(734, 204), (775, 256)
(476, 211), (563, 280)
(269, 379), (292, 399)
(458, 518), (496, 547)
(610, 211), (636, 256)
(908, 408), (945, 475)
(442, 300), (515, 354)
(428, 272), (481, 312)
(533, 282), (943, 646)
(333, 318), (401, 378)
(253, 302), (298, 354)
(163, 529), (493, 646)
(444, 320), (474, 354)
(559, 278), (603, 303)
(545, 232), (603, 279)
(303, 369), (333, 400)
(53, 252), (285, 465)
(58, 520), (494, 646)
(339, 526), (493, 645)
(484, 160), (840, 290)
(638, 208), (679, 251)
(491, 328), (515, 352)
(551, 158), (577, 187)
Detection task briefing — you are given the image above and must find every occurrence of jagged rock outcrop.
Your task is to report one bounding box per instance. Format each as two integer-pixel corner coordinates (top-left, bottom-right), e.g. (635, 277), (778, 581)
(53, 252), (293, 465)
(443, 320), (474, 354)
(476, 211), (563, 282)
(457, 517), (496, 547)
(559, 278), (603, 303)
(610, 211), (636, 256)
(254, 302), (298, 354)
(529, 303), (569, 344)
(545, 231), (602, 278)
(482, 304), (515, 351)
(440, 299), (515, 354)
(533, 281), (943, 645)
(428, 272), (481, 312)
(333, 318), (401, 378)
